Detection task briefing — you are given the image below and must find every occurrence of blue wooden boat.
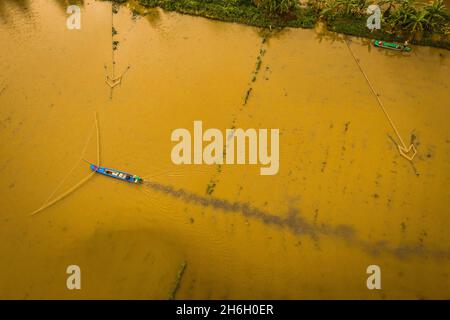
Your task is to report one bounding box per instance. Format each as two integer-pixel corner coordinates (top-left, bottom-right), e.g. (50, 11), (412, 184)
(88, 163), (143, 184)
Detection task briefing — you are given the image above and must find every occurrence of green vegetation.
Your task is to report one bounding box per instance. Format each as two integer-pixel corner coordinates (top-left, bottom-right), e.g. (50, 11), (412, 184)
(314, 0), (450, 49)
(252, 0), (298, 15)
(137, 0), (317, 28)
(113, 0), (449, 49)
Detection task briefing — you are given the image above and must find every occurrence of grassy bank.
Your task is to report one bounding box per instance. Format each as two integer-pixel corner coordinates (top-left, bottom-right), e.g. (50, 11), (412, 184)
(136, 0), (317, 28)
(113, 0), (449, 49)
(328, 16), (450, 49)
(315, 0), (450, 49)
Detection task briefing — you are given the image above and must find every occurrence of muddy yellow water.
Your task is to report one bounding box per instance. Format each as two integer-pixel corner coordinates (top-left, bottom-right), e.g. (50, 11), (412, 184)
(0, 0), (449, 299)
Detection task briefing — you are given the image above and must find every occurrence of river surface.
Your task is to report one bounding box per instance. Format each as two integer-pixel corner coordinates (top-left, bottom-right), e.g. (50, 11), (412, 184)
(0, 0), (449, 299)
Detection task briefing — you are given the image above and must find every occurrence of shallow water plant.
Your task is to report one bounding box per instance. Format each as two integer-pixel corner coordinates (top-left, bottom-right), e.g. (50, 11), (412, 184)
(168, 261), (187, 300)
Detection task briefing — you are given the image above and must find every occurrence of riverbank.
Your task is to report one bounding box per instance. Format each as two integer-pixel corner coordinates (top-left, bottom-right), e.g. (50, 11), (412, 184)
(116, 0), (450, 50)
(328, 16), (450, 50)
(132, 0), (317, 28)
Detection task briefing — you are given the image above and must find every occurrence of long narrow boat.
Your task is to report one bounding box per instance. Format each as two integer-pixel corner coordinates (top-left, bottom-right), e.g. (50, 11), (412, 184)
(88, 163), (143, 184)
(372, 40), (412, 52)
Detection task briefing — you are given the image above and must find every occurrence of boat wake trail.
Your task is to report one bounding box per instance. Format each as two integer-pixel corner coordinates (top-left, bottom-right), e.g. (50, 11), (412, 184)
(143, 180), (450, 261)
(143, 180), (355, 240)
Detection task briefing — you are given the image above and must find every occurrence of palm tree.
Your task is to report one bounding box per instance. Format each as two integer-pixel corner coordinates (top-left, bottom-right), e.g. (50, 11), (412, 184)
(386, 0), (416, 29)
(405, 8), (428, 34)
(423, 0), (449, 32)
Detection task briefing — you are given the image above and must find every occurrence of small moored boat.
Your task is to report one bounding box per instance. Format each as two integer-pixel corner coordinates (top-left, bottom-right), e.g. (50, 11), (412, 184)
(372, 40), (411, 52)
(88, 163), (143, 184)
